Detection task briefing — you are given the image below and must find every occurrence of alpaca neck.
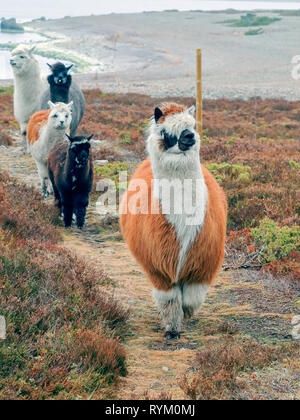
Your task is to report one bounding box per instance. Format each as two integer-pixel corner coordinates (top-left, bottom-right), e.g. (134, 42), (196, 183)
(42, 125), (68, 156)
(14, 65), (43, 98)
(151, 141), (208, 281)
(50, 83), (70, 104)
(65, 152), (89, 182)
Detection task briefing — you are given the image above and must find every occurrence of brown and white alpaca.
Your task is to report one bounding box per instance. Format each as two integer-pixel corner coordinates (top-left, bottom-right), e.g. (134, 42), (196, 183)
(120, 103), (227, 339)
(27, 101), (73, 197)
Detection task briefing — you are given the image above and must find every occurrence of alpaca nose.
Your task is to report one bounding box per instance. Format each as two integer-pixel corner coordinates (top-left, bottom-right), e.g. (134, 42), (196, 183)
(60, 120), (64, 126)
(179, 130), (195, 151)
(10, 59), (16, 66)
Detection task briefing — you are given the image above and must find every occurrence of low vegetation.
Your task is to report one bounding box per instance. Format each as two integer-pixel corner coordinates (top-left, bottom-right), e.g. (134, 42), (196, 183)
(0, 172), (129, 400)
(221, 13), (280, 27)
(245, 28), (264, 36)
(1, 88), (299, 281)
(0, 88), (299, 399)
(279, 10), (300, 17)
(180, 335), (299, 400)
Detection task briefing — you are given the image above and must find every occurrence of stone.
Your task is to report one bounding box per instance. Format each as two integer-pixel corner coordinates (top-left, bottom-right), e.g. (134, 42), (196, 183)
(94, 160), (109, 166)
(0, 317), (6, 341)
(291, 315), (300, 340)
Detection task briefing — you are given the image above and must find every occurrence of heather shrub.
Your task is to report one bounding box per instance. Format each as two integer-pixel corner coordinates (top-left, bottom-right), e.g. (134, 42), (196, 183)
(251, 218), (300, 264)
(0, 130), (14, 146)
(0, 174), (129, 400)
(0, 172), (61, 243)
(180, 336), (298, 400)
(205, 162), (251, 184)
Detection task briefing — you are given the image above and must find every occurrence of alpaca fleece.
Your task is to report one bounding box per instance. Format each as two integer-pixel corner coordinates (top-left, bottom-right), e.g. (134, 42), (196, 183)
(120, 103), (227, 338)
(47, 135), (93, 229)
(10, 45), (47, 153)
(27, 101), (72, 197)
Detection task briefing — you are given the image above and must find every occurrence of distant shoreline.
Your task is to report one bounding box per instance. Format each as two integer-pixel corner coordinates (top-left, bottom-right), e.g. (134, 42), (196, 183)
(2, 9), (300, 101)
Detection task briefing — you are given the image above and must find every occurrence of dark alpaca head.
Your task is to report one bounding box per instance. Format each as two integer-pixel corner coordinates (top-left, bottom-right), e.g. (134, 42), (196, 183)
(66, 134), (94, 166)
(47, 62), (73, 86)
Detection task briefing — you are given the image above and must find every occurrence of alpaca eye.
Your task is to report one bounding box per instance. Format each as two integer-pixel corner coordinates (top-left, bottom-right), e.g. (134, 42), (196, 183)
(20, 56), (25, 59)
(53, 114), (58, 118)
(65, 115), (68, 118)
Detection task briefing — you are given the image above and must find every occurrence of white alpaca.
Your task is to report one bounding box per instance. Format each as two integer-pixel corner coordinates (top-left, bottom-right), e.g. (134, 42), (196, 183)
(27, 101), (73, 198)
(10, 45), (47, 153)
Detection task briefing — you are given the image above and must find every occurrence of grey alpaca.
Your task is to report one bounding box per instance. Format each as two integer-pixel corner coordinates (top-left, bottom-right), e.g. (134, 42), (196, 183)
(40, 62), (85, 137)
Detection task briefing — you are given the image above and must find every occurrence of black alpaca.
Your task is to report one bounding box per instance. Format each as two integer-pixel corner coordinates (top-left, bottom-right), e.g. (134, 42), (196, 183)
(47, 62), (73, 103)
(47, 134), (94, 229)
(40, 62), (86, 137)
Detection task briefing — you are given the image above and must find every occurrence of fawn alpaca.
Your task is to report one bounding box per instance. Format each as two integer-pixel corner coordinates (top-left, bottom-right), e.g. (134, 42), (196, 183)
(27, 101), (73, 197)
(40, 62), (85, 137)
(10, 45), (47, 153)
(120, 103), (227, 339)
(47, 134), (94, 228)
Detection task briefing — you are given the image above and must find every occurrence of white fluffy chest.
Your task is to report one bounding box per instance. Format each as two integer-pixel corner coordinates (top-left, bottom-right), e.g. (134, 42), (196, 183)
(154, 171), (208, 280)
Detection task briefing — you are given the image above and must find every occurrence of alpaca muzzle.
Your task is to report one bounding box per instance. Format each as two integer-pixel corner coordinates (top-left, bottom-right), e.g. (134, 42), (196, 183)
(178, 129), (195, 151)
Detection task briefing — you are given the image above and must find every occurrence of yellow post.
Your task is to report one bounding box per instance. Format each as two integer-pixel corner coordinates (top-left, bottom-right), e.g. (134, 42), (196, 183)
(196, 48), (203, 138)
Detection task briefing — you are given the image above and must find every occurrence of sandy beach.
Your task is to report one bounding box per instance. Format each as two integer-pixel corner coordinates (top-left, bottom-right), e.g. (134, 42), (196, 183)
(3, 10), (300, 99)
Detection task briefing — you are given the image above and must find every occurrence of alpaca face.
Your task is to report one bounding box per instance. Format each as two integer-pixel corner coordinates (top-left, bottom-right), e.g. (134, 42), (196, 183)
(48, 62), (73, 85)
(10, 46), (37, 75)
(66, 134), (93, 166)
(48, 101), (73, 130)
(148, 104), (200, 170)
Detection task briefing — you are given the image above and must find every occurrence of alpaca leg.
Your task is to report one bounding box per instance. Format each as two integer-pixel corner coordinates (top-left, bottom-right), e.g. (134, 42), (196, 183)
(63, 203), (73, 228)
(36, 162), (49, 198)
(74, 195), (88, 229)
(20, 123), (29, 154)
(182, 283), (210, 320)
(75, 206), (87, 229)
(42, 178), (49, 198)
(48, 170), (61, 210)
(152, 286), (183, 339)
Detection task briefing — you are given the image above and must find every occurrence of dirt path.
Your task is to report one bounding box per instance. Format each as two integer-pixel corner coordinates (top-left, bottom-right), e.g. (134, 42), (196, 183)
(0, 138), (298, 400)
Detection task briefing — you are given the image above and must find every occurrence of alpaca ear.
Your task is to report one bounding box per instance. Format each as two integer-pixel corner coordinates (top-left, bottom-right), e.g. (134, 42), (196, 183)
(87, 134), (94, 141)
(67, 101), (73, 110)
(47, 63), (53, 70)
(48, 101), (55, 109)
(65, 133), (72, 142)
(188, 105), (196, 117)
(154, 107), (163, 123)
(66, 64), (74, 73)
(28, 45), (36, 54)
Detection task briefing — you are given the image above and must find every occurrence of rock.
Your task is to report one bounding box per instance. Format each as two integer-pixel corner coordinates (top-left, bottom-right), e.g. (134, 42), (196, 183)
(150, 381), (162, 390)
(103, 248), (116, 255)
(291, 315), (300, 326)
(94, 160), (109, 166)
(291, 315), (300, 340)
(0, 317), (6, 341)
(91, 140), (103, 147)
